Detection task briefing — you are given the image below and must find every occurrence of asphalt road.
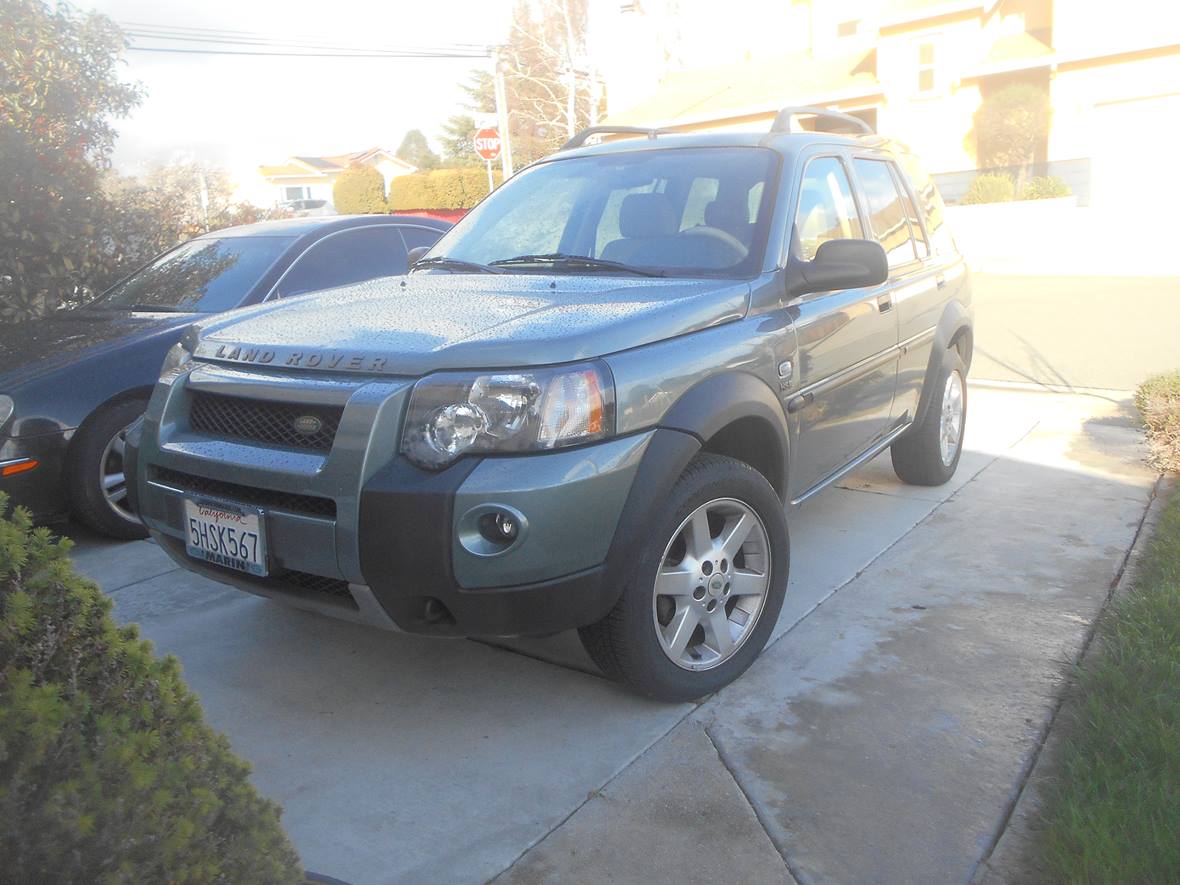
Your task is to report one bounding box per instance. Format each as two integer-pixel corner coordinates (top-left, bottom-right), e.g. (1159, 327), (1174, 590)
(971, 274), (1180, 391)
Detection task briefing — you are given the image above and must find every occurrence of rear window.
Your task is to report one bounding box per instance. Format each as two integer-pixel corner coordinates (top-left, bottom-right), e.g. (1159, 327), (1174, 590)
(96, 237), (294, 312)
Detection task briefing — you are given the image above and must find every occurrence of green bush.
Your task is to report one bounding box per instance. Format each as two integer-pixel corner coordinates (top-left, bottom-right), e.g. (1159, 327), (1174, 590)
(0, 494), (303, 883)
(1018, 175), (1072, 201)
(332, 164), (387, 214)
(1135, 371), (1180, 474)
(388, 167), (503, 210)
(962, 173), (1015, 205)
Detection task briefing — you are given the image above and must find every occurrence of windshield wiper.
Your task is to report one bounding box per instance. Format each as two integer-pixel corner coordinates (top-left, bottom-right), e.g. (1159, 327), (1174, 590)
(489, 253), (667, 277)
(126, 304), (183, 312)
(411, 255), (504, 274)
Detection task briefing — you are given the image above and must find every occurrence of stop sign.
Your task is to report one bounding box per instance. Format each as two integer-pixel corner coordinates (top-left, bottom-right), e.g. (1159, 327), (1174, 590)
(473, 127), (502, 161)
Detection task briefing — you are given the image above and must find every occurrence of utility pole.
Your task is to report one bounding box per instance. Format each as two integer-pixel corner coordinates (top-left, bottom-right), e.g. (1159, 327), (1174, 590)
(491, 49), (514, 179)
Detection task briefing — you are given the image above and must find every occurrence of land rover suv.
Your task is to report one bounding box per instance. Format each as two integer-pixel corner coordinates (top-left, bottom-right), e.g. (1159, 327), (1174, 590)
(127, 108), (972, 702)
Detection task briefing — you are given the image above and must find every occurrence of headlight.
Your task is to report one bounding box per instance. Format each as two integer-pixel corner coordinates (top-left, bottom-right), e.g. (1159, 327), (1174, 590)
(0, 395), (13, 429)
(401, 362), (614, 469)
(159, 339), (194, 377)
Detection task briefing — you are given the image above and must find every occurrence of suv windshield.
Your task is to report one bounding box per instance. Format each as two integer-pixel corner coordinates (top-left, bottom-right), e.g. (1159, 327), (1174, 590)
(425, 147), (778, 279)
(94, 236), (294, 312)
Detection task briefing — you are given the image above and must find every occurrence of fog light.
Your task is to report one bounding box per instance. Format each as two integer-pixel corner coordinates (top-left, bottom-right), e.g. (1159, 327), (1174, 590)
(458, 504), (528, 557)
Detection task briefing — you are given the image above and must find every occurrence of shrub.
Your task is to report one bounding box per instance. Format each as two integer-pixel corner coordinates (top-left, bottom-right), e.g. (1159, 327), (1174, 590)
(962, 173), (1015, 205)
(0, 494), (303, 882)
(388, 167), (503, 210)
(1019, 176), (1072, 201)
(1135, 371), (1180, 473)
(973, 83), (1050, 170)
(332, 164), (387, 214)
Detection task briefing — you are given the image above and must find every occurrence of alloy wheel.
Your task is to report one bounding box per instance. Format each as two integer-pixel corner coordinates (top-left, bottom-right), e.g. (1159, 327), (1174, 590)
(939, 370), (964, 467)
(651, 497), (771, 671)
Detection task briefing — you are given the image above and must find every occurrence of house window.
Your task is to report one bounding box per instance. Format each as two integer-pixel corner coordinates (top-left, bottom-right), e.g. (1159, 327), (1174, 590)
(283, 186), (309, 202)
(838, 19), (859, 37)
(916, 40), (936, 93)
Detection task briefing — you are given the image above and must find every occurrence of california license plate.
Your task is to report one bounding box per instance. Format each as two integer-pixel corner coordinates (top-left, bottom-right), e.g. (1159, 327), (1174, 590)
(183, 498), (268, 577)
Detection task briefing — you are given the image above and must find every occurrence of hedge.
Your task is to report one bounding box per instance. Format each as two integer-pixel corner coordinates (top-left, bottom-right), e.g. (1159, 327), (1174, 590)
(388, 166), (503, 211)
(1019, 175), (1072, 201)
(962, 173), (1015, 205)
(332, 164), (387, 215)
(0, 494), (303, 883)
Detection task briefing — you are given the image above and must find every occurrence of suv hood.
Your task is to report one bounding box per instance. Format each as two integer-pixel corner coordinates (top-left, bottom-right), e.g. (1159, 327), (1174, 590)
(194, 274), (750, 375)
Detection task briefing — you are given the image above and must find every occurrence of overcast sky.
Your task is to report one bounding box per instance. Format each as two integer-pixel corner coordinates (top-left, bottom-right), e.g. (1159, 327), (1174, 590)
(78, 0), (514, 200)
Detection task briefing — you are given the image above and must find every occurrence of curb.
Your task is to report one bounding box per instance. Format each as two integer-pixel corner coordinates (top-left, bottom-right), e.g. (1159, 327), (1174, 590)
(967, 378), (1135, 399)
(970, 475), (1175, 884)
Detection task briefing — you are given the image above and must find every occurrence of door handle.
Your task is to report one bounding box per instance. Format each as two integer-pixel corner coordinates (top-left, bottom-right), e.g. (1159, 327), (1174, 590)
(876, 294), (893, 313)
(936, 275), (947, 289)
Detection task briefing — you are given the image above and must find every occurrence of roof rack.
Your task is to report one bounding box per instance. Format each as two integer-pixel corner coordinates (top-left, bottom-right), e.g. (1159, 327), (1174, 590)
(560, 125), (672, 151)
(768, 106), (873, 135)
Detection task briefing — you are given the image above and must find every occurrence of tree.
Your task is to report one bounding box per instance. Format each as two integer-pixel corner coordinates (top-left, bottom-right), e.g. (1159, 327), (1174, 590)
(395, 129), (439, 171)
(332, 164), (388, 214)
(439, 70), (495, 165)
(973, 83), (1050, 179)
(0, 0), (142, 321)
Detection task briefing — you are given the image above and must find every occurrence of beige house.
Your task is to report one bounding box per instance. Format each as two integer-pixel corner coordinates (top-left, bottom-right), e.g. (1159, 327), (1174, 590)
(258, 148), (416, 206)
(597, 0), (1180, 205)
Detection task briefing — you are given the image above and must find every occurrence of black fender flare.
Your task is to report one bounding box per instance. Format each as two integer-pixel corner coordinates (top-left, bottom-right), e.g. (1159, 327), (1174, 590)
(913, 301), (973, 429)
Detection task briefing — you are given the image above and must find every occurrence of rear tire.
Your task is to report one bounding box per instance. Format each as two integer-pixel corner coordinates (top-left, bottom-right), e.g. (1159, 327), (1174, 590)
(579, 453), (788, 702)
(67, 398), (150, 540)
(891, 352), (967, 486)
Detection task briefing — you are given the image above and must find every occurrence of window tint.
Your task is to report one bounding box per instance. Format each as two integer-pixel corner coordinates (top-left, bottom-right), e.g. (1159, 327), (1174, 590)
(794, 157), (864, 261)
(96, 236), (294, 312)
(276, 227), (409, 297)
(853, 159), (917, 267)
(400, 225), (444, 252)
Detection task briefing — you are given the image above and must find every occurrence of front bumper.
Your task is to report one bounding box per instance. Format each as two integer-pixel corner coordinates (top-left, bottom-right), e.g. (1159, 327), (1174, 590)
(0, 431), (71, 522)
(131, 362), (692, 637)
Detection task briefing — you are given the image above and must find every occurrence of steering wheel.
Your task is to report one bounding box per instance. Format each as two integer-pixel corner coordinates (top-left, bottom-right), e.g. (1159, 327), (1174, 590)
(681, 225), (748, 261)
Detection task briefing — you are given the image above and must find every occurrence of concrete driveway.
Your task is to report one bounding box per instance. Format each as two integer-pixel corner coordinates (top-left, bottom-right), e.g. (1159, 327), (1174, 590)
(68, 385), (1157, 885)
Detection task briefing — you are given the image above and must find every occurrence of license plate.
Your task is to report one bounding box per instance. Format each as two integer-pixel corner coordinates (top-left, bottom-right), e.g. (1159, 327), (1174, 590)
(183, 498), (268, 576)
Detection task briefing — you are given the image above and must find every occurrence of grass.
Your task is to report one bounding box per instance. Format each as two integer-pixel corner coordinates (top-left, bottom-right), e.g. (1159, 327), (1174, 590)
(1040, 482), (1180, 882)
(1134, 371), (1180, 473)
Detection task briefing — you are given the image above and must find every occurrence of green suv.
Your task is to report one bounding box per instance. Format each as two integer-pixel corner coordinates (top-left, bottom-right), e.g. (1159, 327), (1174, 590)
(128, 108), (972, 701)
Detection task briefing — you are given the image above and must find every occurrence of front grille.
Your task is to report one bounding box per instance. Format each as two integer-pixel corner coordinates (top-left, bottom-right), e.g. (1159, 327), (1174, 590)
(276, 569), (355, 604)
(151, 466), (336, 518)
(189, 391), (342, 452)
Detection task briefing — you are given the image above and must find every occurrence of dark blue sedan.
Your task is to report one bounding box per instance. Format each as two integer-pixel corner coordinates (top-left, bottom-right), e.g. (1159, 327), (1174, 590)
(0, 214), (449, 538)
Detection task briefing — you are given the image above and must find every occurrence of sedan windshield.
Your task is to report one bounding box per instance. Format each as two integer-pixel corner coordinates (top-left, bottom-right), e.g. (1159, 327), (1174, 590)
(95, 236), (295, 312)
(424, 147), (778, 279)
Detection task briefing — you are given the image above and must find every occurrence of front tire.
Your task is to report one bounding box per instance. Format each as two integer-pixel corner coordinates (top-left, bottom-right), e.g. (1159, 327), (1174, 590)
(891, 352), (967, 486)
(579, 453), (789, 702)
(67, 398), (150, 540)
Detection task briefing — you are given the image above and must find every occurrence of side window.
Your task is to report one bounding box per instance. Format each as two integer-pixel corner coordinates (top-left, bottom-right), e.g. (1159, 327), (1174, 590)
(892, 167), (929, 258)
(853, 158), (918, 268)
(794, 157), (864, 261)
(679, 177), (719, 230)
(897, 153), (952, 255)
(400, 225), (444, 253)
(275, 227), (409, 298)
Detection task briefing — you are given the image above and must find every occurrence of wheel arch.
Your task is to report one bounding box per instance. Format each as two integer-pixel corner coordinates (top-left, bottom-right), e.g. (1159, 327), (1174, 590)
(657, 371), (790, 500)
(913, 302), (972, 430)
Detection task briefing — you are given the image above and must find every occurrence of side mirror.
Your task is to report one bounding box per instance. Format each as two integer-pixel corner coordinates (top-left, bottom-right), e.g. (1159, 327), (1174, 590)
(406, 245), (432, 267)
(796, 239), (888, 295)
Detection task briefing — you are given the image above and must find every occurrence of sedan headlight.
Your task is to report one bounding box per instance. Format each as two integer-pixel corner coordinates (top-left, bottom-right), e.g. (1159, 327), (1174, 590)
(0, 395), (13, 429)
(401, 362), (614, 469)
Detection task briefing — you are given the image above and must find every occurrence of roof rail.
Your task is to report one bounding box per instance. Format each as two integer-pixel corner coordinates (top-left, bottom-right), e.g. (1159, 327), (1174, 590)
(560, 125), (672, 151)
(768, 106), (873, 135)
